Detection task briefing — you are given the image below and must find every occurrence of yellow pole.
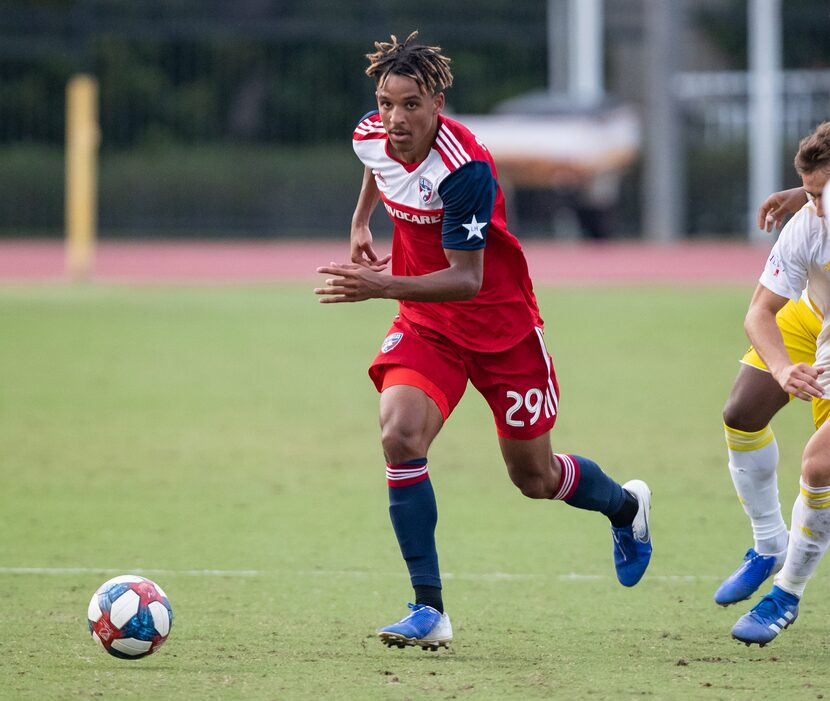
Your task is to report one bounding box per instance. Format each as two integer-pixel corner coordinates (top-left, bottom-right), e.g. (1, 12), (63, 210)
(65, 74), (100, 280)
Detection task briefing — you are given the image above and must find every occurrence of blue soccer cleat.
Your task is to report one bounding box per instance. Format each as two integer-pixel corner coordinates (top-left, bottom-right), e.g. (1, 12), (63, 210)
(714, 548), (784, 606)
(731, 585), (799, 647)
(611, 479), (652, 587)
(378, 603), (453, 651)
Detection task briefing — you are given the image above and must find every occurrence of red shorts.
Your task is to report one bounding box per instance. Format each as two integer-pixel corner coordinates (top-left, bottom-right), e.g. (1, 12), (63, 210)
(368, 316), (560, 440)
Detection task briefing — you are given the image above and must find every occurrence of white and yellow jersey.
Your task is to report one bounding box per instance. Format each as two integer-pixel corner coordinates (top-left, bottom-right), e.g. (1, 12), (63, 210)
(759, 200), (830, 420)
(760, 202), (829, 314)
(742, 200), (823, 376)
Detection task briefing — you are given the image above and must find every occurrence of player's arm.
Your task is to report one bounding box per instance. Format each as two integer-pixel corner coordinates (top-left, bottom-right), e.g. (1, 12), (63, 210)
(350, 166), (391, 270)
(744, 284), (824, 400)
(383, 247), (482, 300)
(315, 248), (482, 303)
(315, 160), (493, 304)
(757, 187), (808, 232)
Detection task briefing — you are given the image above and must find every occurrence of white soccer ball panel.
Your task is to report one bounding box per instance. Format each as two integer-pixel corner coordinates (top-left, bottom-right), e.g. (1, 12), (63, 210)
(87, 595), (103, 623)
(153, 582), (168, 600)
(92, 632), (105, 650)
(111, 638), (152, 656)
(96, 574), (144, 594)
(148, 601), (170, 636)
(109, 589), (140, 628)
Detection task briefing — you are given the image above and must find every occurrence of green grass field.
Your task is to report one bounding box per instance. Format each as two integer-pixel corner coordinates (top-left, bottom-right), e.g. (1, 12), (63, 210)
(1, 282), (827, 700)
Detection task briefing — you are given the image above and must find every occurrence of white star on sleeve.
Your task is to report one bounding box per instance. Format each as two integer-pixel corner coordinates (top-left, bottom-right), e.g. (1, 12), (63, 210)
(462, 214), (487, 241)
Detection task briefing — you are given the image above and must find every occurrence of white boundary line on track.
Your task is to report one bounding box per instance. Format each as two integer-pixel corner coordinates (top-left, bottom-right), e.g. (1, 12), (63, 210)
(0, 566), (718, 582)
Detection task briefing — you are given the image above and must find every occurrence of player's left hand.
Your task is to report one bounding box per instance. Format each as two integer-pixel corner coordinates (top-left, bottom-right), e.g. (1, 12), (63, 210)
(314, 262), (389, 303)
(350, 224), (391, 271)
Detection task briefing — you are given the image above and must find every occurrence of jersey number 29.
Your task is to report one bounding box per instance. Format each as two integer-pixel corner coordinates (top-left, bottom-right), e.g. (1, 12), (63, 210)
(505, 388), (553, 427)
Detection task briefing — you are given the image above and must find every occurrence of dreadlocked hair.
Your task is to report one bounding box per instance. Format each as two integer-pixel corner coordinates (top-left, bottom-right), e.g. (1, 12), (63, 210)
(365, 31), (453, 95)
(794, 121), (830, 175)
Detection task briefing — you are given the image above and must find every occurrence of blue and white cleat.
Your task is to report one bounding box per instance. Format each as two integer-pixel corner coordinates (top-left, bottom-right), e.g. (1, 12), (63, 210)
(731, 585), (799, 647)
(714, 548), (784, 606)
(612, 479), (652, 587)
(378, 603), (453, 651)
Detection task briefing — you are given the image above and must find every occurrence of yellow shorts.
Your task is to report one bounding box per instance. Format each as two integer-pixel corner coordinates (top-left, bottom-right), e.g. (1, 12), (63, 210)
(741, 297), (829, 427)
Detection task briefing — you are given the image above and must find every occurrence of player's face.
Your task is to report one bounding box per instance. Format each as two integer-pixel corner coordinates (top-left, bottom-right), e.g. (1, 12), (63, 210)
(802, 169), (830, 219)
(376, 73), (444, 164)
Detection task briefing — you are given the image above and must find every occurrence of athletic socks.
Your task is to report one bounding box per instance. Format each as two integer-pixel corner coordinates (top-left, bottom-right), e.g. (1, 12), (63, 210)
(413, 585), (444, 613)
(553, 453), (633, 524)
(388, 453), (636, 608)
(724, 424), (789, 555)
(609, 490), (639, 528)
(386, 459), (442, 591)
(774, 480), (830, 598)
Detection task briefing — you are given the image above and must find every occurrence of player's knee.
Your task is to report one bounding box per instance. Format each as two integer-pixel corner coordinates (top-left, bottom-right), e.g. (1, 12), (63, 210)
(381, 420), (427, 464)
(802, 450), (830, 487)
(505, 458), (557, 499)
(723, 397), (767, 433)
(514, 477), (551, 499)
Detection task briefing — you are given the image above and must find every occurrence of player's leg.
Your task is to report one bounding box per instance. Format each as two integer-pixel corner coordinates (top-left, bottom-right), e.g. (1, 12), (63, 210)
(716, 364), (790, 605)
(732, 412), (830, 646)
(717, 298), (818, 605)
(380, 381), (445, 608)
(775, 474), (830, 598)
(774, 401), (830, 597)
(469, 327), (651, 586)
(499, 434), (651, 586)
(367, 323), (468, 649)
(376, 380), (454, 649)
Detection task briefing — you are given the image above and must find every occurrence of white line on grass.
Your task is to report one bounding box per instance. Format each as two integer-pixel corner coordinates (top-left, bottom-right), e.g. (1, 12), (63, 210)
(0, 567), (261, 577)
(0, 566), (718, 582)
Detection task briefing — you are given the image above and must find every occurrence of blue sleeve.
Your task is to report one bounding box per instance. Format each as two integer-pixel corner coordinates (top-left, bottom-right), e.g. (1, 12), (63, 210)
(437, 161), (496, 250)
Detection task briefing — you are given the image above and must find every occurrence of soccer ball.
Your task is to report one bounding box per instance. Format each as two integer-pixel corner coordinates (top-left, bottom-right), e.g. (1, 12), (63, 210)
(87, 575), (173, 659)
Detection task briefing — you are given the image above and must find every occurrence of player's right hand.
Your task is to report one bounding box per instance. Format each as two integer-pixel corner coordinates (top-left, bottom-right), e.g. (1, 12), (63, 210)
(757, 187), (808, 232)
(772, 362), (826, 401)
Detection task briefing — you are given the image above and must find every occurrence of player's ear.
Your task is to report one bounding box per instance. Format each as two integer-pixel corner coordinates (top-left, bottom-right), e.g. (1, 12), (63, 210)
(433, 92), (445, 114)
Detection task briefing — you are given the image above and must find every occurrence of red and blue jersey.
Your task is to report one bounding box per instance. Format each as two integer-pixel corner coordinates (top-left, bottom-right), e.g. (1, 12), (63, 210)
(353, 112), (542, 353)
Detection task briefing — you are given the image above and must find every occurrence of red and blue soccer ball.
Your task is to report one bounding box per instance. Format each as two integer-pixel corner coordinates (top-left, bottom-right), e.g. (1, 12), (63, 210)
(87, 575), (173, 659)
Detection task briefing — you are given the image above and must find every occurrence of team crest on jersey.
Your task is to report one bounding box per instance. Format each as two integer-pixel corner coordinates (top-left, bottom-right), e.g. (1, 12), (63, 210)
(381, 332), (403, 353)
(418, 177), (434, 204)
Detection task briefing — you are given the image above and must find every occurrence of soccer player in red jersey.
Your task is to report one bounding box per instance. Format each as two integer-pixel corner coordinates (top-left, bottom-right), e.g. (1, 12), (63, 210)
(315, 32), (652, 650)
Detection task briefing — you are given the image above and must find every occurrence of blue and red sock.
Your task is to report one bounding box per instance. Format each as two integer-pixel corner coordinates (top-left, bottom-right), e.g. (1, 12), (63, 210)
(387, 458), (443, 611)
(553, 453), (637, 526)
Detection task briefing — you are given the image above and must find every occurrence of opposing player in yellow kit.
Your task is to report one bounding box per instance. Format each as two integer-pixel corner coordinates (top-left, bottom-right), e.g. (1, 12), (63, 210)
(715, 184), (822, 607)
(727, 122), (830, 645)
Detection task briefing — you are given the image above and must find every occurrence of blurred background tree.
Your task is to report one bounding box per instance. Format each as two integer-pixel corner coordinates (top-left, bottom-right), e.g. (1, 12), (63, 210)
(1, 0), (829, 238)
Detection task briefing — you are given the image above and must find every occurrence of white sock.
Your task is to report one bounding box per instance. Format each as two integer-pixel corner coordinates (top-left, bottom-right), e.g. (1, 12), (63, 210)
(725, 424), (788, 555)
(774, 480), (830, 598)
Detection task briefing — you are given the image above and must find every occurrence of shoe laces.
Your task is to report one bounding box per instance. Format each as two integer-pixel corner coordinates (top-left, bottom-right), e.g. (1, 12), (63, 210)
(752, 592), (794, 620)
(405, 603), (439, 620)
(612, 527), (636, 559)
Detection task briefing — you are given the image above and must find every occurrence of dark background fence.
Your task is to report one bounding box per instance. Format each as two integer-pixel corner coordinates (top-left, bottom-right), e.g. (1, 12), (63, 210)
(2, 0), (830, 239)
